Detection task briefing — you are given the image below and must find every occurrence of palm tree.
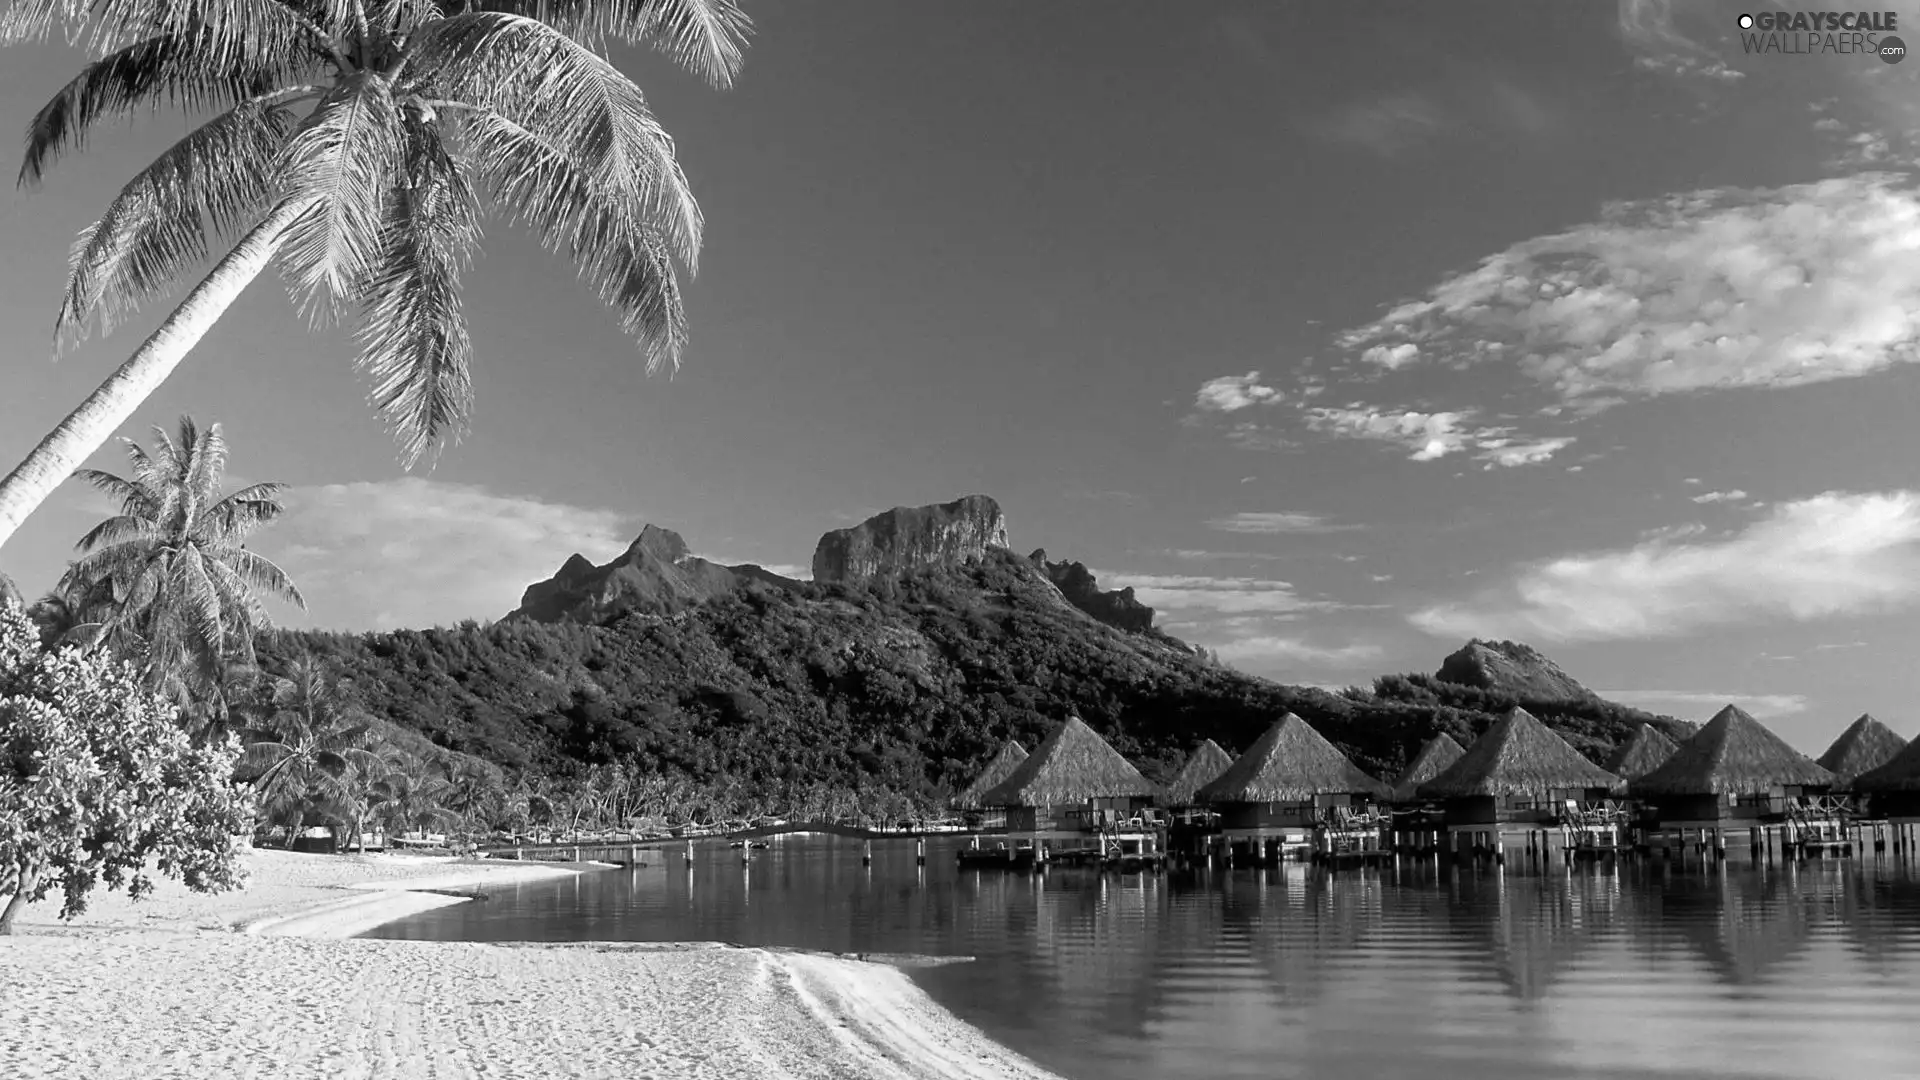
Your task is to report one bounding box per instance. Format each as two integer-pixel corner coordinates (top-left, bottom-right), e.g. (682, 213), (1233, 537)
(0, 0), (751, 548)
(62, 418), (301, 706)
(236, 654), (380, 845)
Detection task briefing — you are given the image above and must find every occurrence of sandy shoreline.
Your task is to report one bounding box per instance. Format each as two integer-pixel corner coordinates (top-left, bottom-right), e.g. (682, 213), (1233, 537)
(0, 849), (1063, 1079)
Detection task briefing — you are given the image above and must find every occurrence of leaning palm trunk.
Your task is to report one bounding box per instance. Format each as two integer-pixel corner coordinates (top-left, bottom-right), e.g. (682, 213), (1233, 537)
(0, 199), (310, 549)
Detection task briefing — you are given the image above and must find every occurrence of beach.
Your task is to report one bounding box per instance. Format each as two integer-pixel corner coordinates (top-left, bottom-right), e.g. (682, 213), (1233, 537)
(0, 849), (1063, 1080)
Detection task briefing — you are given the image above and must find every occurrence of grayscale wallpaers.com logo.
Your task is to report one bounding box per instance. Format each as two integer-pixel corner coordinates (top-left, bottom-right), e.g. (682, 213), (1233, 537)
(1737, 11), (1905, 62)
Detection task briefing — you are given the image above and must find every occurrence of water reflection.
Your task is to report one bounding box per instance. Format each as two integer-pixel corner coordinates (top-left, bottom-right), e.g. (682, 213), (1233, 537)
(373, 838), (1920, 1080)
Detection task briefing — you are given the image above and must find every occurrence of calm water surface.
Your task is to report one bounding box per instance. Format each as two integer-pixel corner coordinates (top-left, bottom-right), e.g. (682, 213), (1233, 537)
(369, 837), (1920, 1080)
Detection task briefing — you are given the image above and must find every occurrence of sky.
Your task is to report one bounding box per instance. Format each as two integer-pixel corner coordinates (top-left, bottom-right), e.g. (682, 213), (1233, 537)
(3, 0), (1920, 754)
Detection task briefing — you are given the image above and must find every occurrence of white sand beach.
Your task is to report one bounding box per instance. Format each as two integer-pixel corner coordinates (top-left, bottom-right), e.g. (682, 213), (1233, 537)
(0, 850), (1062, 1079)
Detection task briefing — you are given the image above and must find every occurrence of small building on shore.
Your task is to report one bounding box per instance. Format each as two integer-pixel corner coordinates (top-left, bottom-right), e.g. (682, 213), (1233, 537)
(1416, 707), (1620, 854)
(1390, 733), (1466, 804)
(1196, 713), (1389, 862)
(1627, 705), (1835, 838)
(1853, 732), (1920, 819)
(1815, 714), (1907, 793)
(1605, 723), (1681, 795)
(951, 739), (1029, 827)
(977, 716), (1160, 850)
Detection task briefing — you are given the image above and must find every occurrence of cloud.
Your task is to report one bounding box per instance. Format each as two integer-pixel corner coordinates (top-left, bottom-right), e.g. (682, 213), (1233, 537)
(1409, 490), (1920, 642)
(1208, 636), (1385, 667)
(1207, 511), (1360, 535)
(1302, 407), (1574, 467)
(1595, 690), (1808, 720)
(1360, 343), (1420, 369)
(1813, 639), (1870, 651)
(1095, 571), (1329, 616)
(1313, 94), (1446, 157)
(1617, 0), (1746, 81)
(258, 478), (633, 629)
(1336, 174), (1920, 405)
(1194, 371), (1283, 412)
(1168, 549), (1291, 562)
(1690, 489), (1748, 504)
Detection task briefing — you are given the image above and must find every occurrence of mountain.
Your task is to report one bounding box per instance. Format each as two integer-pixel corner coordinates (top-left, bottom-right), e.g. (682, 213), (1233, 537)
(510, 525), (798, 622)
(258, 496), (1691, 806)
(1435, 639), (1592, 700)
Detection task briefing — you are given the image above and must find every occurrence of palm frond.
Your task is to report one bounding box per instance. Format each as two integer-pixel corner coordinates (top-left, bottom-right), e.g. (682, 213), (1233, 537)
(73, 513), (157, 552)
(354, 111), (478, 466)
(1, 0), (341, 75)
(178, 416), (227, 513)
(57, 95), (298, 342)
(473, 0), (750, 86)
(200, 481), (290, 539)
(407, 12), (701, 269)
(18, 28), (311, 185)
(73, 467), (157, 515)
(462, 109), (686, 370)
(276, 71), (407, 319)
(208, 546), (306, 610)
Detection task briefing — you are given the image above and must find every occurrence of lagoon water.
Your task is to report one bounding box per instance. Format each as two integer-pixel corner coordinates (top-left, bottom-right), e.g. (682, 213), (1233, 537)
(369, 836), (1920, 1080)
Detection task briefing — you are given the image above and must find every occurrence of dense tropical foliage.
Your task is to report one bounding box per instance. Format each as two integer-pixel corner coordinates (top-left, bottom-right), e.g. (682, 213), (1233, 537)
(0, 0), (751, 547)
(0, 603), (251, 933)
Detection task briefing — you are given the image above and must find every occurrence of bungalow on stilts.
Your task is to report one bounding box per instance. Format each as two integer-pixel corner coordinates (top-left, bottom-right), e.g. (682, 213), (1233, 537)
(951, 738), (1028, 831)
(1386, 733), (1466, 855)
(1416, 707), (1621, 864)
(1160, 739), (1233, 857)
(1847, 725), (1920, 856)
(973, 716), (1163, 871)
(1627, 705), (1839, 860)
(1195, 713), (1390, 867)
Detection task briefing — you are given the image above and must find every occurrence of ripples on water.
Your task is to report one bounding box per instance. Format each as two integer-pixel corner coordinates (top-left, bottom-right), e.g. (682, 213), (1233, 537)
(369, 838), (1920, 1080)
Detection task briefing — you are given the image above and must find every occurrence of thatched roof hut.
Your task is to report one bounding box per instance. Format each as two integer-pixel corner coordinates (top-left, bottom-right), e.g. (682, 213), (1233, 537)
(1196, 714), (1389, 804)
(1628, 705), (1833, 798)
(1852, 730), (1920, 793)
(1815, 714), (1907, 790)
(1161, 739), (1234, 807)
(1417, 707), (1618, 800)
(1390, 733), (1466, 802)
(977, 716), (1159, 807)
(1605, 724), (1681, 787)
(951, 739), (1028, 810)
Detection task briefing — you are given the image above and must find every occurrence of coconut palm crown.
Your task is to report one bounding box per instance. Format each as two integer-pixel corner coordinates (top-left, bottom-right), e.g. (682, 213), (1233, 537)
(0, 0), (750, 545)
(61, 418), (302, 698)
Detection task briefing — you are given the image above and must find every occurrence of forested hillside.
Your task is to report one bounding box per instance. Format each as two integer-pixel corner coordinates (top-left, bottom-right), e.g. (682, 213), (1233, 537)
(257, 549), (1688, 807)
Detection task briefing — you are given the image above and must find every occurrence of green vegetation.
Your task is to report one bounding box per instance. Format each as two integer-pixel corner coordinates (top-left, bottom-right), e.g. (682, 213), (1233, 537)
(0, 603), (250, 934)
(258, 549), (1685, 817)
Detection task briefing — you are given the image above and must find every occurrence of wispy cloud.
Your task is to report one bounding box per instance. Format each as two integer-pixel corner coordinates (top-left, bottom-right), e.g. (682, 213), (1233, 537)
(1302, 406), (1575, 467)
(1207, 512), (1362, 535)
(1410, 491), (1920, 643)
(1168, 549), (1292, 562)
(1209, 636), (1384, 667)
(1095, 571), (1330, 617)
(1617, 0), (1746, 81)
(1337, 174), (1920, 407)
(1313, 94), (1446, 158)
(1596, 690), (1807, 720)
(1194, 371), (1283, 413)
(259, 478), (633, 629)
(1690, 489), (1748, 504)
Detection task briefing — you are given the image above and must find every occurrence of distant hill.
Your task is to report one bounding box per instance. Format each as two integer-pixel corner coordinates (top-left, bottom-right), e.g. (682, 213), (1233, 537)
(258, 496), (1693, 803)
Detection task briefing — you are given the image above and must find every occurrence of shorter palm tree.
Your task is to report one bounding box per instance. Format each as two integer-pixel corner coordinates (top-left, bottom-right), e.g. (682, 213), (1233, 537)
(236, 656), (381, 847)
(64, 418), (303, 710)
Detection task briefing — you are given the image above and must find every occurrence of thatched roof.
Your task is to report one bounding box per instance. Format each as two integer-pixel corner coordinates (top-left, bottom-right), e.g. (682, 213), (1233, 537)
(1417, 707), (1618, 800)
(977, 716), (1159, 807)
(1390, 733), (1466, 802)
(1196, 714), (1389, 804)
(1605, 724), (1681, 785)
(950, 739), (1028, 809)
(1628, 705), (1833, 798)
(1160, 739), (1234, 807)
(1816, 714), (1907, 789)
(1852, 726), (1920, 793)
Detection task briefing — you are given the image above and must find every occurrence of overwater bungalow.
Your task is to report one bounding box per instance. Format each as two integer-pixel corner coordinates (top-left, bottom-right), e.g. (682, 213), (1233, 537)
(1605, 723), (1681, 794)
(1195, 713), (1390, 865)
(975, 715), (1162, 868)
(951, 738), (1029, 828)
(1852, 733), (1920, 837)
(1416, 707), (1621, 860)
(1390, 733), (1466, 804)
(1816, 714), (1907, 795)
(1159, 739), (1232, 846)
(1627, 705), (1839, 856)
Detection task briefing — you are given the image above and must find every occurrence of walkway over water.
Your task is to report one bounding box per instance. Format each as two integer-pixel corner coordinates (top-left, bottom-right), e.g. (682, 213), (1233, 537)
(475, 822), (1003, 864)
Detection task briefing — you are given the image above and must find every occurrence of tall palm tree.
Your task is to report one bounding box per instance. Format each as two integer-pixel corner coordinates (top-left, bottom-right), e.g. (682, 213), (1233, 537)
(237, 654), (382, 845)
(66, 417), (303, 704)
(0, 0), (751, 547)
